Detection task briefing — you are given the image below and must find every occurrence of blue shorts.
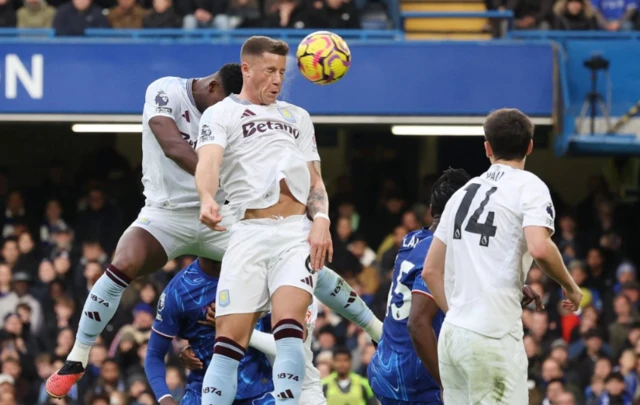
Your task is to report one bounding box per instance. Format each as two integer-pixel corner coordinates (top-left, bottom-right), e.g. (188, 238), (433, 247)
(378, 396), (443, 405)
(181, 389), (274, 405)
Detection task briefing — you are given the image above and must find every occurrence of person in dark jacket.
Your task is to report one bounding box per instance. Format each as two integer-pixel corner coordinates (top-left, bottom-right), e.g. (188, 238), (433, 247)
(553, 0), (598, 29)
(264, 0), (310, 28)
(52, 0), (110, 35)
(142, 0), (181, 27)
(309, 0), (360, 29)
(0, 0), (17, 26)
(506, 0), (553, 29)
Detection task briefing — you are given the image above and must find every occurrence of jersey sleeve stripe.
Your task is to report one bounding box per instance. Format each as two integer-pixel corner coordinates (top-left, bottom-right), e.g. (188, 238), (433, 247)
(411, 290), (435, 301)
(152, 327), (176, 339)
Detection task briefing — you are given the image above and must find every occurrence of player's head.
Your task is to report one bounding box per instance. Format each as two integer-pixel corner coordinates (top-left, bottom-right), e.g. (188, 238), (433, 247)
(430, 168), (471, 218)
(200, 63), (243, 108)
(332, 347), (352, 377)
(483, 108), (534, 164)
(240, 36), (289, 105)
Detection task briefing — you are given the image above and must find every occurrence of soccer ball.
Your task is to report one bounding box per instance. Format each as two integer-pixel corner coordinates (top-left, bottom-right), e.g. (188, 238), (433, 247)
(296, 31), (351, 85)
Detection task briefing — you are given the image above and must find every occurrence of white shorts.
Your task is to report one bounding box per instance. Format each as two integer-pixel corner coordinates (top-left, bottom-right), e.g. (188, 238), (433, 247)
(300, 385), (326, 405)
(438, 321), (528, 405)
(128, 206), (233, 261)
(216, 215), (316, 316)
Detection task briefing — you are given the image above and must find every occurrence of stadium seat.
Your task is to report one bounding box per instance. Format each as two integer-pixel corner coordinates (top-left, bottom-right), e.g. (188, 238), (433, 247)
(401, 0), (491, 40)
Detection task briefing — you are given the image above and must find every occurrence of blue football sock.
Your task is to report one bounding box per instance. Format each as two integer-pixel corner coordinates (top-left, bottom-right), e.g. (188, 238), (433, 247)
(202, 337), (245, 405)
(272, 319), (305, 404)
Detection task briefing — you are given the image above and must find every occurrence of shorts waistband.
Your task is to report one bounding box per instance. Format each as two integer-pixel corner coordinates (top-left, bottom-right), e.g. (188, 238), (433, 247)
(239, 214), (308, 225)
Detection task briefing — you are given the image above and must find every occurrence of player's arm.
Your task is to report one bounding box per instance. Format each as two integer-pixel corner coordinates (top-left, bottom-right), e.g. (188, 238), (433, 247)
(248, 329), (277, 364)
(145, 82), (198, 175)
(145, 290), (181, 405)
(298, 110), (332, 271)
(522, 179), (581, 309)
(422, 237), (448, 313)
(525, 227), (580, 305)
(150, 117), (198, 175)
(408, 278), (442, 389)
(145, 331), (179, 405)
(195, 106), (228, 231)
(314, 268), (383, 342)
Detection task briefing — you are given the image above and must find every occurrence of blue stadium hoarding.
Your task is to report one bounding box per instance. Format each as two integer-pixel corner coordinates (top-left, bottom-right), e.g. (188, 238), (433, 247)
(0, 40), (554, 117)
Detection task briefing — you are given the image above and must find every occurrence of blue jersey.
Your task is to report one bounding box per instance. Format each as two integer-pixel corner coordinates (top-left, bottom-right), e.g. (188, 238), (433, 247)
(152, 260), (274, 400)
(368, 228), (445, 404)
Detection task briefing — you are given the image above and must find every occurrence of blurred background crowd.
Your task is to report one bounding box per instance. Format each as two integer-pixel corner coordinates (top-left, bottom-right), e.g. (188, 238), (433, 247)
(0, 146), (638, 405)
(3, 0), (640, 35)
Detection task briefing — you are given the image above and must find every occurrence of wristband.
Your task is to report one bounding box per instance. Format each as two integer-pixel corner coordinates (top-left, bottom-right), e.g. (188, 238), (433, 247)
(313, 213), (330, 222)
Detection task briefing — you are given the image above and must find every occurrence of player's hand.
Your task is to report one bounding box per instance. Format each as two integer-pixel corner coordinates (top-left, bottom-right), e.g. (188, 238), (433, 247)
(521, 285), (544, 311)
(200, 197), (226, 232)
(308, 216), (333, 271)
(179, 345), (204, 370)
(198, 302), (216, 328)
(561, 286), (583, 312)
(159, 397), (179, 405)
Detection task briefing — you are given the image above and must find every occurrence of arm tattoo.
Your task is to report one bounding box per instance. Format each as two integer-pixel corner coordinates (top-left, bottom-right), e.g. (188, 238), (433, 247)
(307, 161), (328, 218)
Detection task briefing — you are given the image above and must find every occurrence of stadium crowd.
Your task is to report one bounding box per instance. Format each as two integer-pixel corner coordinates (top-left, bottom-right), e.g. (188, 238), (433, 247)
(0, 149), (638, 405)
(1, 0), (640, 34)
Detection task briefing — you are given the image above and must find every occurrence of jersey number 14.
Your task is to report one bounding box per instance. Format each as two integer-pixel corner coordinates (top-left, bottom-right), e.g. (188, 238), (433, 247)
(454, 183), (498, 247)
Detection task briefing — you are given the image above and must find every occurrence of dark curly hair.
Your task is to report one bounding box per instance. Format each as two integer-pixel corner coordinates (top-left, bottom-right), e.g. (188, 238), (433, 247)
(218, 63), (243, 96)
(430, 168), (471, 217)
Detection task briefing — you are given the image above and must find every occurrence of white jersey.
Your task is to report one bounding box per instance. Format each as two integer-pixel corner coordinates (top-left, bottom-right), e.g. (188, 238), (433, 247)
(196, 95), (320, 222)
(141, 77), (225, 209)
(434, 163), (555, 339)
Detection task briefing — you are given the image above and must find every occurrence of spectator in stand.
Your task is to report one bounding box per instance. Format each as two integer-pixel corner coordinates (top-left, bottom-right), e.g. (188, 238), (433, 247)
(378, 225), (407, 277)
(0, 272), (44, 333)
(17, 232), (40, 277)
(310, 0), (360, 29)
(556, 391), (577, 405)
(75, 187), (123, 255)
(143, 3), (182, 40)
(609, 294), (639, 359)
(17, 0), (55, 27)
(544, 378), (567, 405)
(591, 0), (637, 31)
(1, 237), (19, 272)
(264, 0), (311, 28)
(108, 0), (149, 27)
(585, 374), (605, 405)
(600, 372), (633, 404)
(53, 0), (110, 36)
(348, 234), (377, 269)
(182, 0), (231, 28)
(0, 0), (16, 27)
(221, 0), (260, 28)
(2, 191), (29, 239)
(553, 0), (599, 29)
(616, 349), (638, 398)
(506, 0), (553, 29)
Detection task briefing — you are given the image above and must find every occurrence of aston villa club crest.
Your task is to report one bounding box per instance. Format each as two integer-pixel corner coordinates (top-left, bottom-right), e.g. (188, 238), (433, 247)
(278, 107), (296, 123)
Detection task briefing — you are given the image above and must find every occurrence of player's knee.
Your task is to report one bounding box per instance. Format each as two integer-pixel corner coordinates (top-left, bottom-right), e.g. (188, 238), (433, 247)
(110, 251), (143, 280)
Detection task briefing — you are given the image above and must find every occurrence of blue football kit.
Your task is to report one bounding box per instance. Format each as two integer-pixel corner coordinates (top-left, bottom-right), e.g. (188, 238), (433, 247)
(368, 229), (445, 405)
(146, 260), (274, 405)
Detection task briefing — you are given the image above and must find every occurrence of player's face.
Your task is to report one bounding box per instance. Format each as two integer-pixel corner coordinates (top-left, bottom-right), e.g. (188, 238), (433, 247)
(248, 52), (286, 105)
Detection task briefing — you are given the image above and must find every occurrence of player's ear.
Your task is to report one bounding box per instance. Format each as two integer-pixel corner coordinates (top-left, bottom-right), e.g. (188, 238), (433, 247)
(484, 140), (492, 159)
(526, 139), (534, 156)
(241, 61), (251, 76)
(208, 80), (218, 94)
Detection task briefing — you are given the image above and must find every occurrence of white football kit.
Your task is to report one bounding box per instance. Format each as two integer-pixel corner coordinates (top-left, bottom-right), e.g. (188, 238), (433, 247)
(129, 77), (232, 261)
(196, 95), (320, 316)
(434, 163), (555, 405)
(249, 298), (325, 405)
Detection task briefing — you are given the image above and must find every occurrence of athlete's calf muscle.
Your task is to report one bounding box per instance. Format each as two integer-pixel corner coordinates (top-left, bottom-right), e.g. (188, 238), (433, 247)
(111, 227), (168, 280)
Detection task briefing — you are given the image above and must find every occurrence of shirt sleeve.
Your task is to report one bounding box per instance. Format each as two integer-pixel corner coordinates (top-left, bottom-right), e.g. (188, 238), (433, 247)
(296, 109), (320, 162)
(411, 271), (434, 299)
(151, 290), (181, 339)
(520, 176), (555, 236)
(195, 104), (229, 151)
(145, 330), (173, 402)
(143, 78), (183, 122)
